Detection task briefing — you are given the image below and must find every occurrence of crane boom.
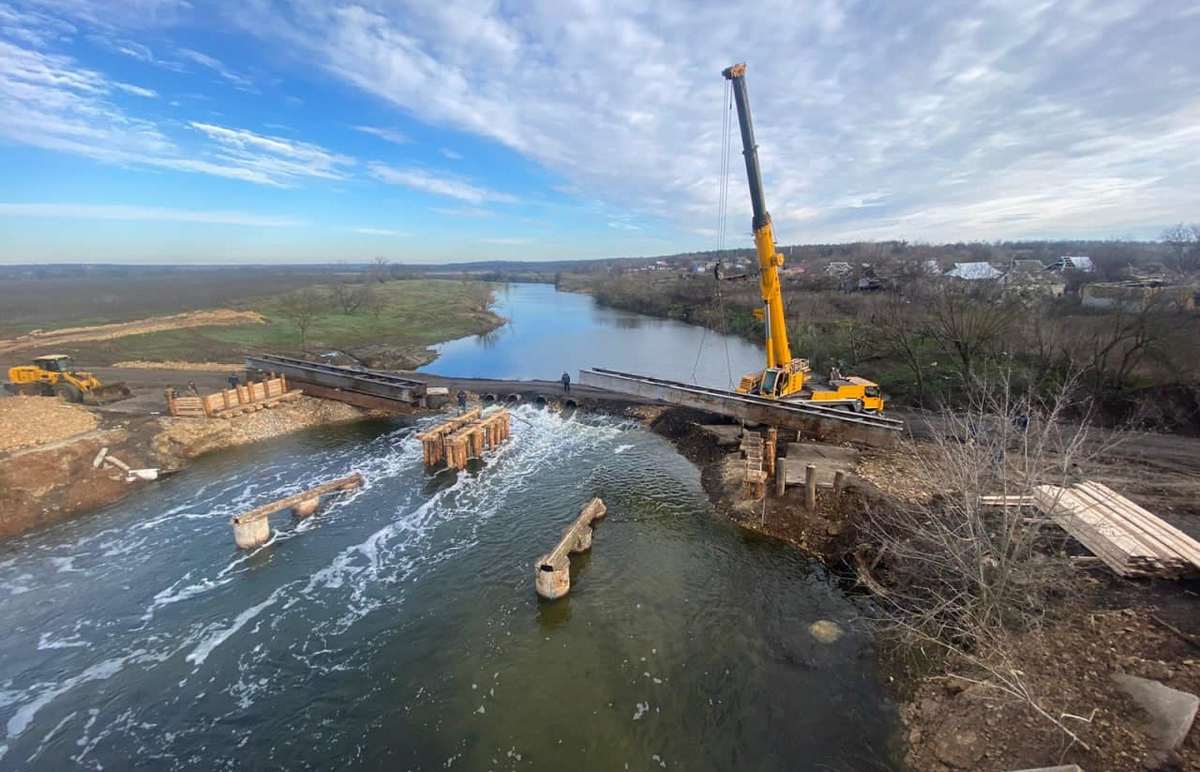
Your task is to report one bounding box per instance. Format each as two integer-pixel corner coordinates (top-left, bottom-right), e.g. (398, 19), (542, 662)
(719, 63), (886, 413)
(723, 63), (801, 391)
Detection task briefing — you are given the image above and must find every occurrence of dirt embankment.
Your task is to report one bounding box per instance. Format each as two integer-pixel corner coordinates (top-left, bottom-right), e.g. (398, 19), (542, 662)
(0, 397), (99, 453)
(0, 309), (264, 355)
(648, 408), (1200, 772)
(0, 396), (372, 539)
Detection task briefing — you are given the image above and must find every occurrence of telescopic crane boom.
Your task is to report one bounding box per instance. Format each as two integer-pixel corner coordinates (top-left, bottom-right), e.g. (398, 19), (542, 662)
(722, 62), (808, 399)
(721, 63), (885, 413)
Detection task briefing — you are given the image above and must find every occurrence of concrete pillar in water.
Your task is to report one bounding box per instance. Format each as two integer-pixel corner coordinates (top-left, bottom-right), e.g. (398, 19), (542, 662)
(292, 495), (320, 518)
(231, 515), (270, 549)
(572, 525), (593, 552)
(805, 464), (817, 511)
(535, 555), (571, 599)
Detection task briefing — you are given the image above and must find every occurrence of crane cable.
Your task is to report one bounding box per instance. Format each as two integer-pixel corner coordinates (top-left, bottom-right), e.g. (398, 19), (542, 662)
(716, 80), (736, 392)
(691, 80), (737, 398)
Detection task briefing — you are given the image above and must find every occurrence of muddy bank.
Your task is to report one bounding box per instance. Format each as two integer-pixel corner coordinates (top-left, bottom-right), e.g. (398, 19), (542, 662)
(646, 407), (1200, 771)
(0, 397), (377, 539)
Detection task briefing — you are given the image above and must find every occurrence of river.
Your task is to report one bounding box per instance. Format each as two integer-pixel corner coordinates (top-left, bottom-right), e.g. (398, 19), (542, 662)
(420, 282), (765, 388)
(0, 285), (899, 770)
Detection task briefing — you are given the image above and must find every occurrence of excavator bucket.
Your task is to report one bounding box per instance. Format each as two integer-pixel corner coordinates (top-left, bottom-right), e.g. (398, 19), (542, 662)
(83, 382), (133, 405)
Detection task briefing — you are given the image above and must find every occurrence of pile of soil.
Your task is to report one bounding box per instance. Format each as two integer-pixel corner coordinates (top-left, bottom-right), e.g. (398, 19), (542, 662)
(0, 396), (98, 453)
(152, 397), (367, 464)
(111, 360), (244, 371)
(901, 578), (1200, 771)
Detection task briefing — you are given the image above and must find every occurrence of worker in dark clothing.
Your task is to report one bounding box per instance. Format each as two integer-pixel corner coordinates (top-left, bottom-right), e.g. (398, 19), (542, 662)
(187, 380), (199, 396)
(227, 373), (240, 389)
(561, 372), (571, 393)
(457, 389), (468, 412)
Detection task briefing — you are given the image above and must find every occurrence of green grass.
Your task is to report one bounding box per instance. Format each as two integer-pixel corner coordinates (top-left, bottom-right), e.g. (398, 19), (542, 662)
(52, 280), (500, 365)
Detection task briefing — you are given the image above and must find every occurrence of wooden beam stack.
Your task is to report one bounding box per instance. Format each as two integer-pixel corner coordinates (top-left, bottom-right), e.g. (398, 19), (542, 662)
(416, 408), (511, 470)
(1032, 481), (1200, 579)
(165, 376), (300, 419)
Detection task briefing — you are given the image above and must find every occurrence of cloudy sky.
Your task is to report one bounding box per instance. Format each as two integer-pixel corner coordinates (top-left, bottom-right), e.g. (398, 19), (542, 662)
(0, 0), (1197, 263)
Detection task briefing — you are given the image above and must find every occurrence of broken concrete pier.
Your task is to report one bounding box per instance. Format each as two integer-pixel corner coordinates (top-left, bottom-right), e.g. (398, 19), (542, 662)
(535, 497), (607, 599)
(230, 472), (363, 549)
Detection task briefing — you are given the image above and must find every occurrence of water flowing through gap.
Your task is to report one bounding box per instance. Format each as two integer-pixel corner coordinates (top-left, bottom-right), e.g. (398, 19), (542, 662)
(0, 285), (901, 770)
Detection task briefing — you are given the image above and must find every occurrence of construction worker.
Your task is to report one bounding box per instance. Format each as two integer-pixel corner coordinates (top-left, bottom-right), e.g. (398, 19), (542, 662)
(227, 372), (240, 390)
(561, 372), (571, 393)
(457, 389), (468, 412)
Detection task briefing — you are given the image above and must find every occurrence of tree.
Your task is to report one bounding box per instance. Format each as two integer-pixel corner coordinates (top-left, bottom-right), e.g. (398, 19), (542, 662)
(927, 282), (1016, 384)
(278, 287), (325, 348)
(330, 279), (371, 315)
(1160, 223), (1200, 274)
(369, 256), (390, 284)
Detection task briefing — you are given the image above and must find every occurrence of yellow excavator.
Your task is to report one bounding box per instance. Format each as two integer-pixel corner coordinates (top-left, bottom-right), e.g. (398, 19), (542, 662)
(5, 354), (132, 404)
(722, 63), (884, 414)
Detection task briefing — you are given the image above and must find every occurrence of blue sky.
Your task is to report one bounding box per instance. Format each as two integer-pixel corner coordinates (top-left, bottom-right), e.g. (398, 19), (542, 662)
(0, 0), (1198, 264)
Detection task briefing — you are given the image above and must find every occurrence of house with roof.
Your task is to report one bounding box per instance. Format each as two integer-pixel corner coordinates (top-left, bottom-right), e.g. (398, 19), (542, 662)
(1048, 255), (1095, 273)
(945, 262), (1003, 280)
(824, 261), (852, 277)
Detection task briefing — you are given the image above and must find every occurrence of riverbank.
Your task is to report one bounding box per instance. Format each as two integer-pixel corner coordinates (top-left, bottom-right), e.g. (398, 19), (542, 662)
(646, 407), (1200, 771)
(0, 395), (376, 538)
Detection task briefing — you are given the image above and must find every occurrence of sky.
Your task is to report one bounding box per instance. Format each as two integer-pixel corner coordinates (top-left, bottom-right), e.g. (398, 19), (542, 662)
(0, 0), (1198, 264)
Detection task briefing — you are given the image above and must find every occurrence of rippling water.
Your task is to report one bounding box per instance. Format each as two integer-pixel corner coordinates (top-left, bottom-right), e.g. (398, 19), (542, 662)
(0, 407), (898, 770)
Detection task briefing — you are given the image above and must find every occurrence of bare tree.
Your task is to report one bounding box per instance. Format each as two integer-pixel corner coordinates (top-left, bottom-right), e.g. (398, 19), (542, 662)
(330, 279), (371, 315)
(278, 287), (325, 348)
(872, 290), (932, 404)
(927, 282), (1016, 384)
(1160, 223), (1200, 274)
(369, 256), (390, 284)
(860, 373), (1112, 750)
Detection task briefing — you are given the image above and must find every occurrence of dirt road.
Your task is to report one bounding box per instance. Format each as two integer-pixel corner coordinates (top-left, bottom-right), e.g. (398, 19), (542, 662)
(0, 310), (264, 355)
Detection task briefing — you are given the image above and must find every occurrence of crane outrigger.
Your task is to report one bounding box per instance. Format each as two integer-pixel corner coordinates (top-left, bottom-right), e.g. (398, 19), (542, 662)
(722, 63), (885, 414)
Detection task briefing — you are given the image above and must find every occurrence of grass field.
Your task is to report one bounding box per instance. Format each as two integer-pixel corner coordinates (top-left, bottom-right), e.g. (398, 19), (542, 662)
(2, 278), (501, 368)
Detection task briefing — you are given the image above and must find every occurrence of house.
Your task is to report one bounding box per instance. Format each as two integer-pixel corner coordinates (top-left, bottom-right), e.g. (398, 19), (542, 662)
(1048, 255), (1095, 273)
(825, 261), (852, 277)
(1007, 258), (1046, 275)
(1081, 280), (1196, 312)
(945, 262), (1003, 280)
(922, 259), (942, 275)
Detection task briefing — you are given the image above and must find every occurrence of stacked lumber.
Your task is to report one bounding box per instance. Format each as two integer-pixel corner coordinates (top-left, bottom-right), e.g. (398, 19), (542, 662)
(165, 376), (300, 418)
(1032, 481), (1200, 579)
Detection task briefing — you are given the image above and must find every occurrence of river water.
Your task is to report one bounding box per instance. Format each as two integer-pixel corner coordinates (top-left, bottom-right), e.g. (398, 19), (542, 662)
(0, 285), (899, 770)
(420, 282), (765, 388)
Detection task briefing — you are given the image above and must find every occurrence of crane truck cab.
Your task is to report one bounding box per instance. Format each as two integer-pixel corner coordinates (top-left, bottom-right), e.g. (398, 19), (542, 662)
(806, 376), (885, 414)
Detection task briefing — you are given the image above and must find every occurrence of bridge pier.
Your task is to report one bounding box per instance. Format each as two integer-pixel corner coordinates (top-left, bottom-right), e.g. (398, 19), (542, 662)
(535, 498), (607, 599)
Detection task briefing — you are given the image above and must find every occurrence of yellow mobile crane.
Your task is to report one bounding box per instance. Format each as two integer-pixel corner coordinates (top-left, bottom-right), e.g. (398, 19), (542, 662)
(721, 63), (884, 413)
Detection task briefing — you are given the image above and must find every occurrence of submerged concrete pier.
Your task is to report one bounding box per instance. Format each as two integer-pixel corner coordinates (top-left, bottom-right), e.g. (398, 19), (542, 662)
(230, 472), (364, 549)
(535, 497), (607, 599)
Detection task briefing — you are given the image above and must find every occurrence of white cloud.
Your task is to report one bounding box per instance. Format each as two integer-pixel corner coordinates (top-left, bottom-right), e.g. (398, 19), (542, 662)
(353, 226), (406, 236)
(0, 202), (304, 227)
(112, 81), (157, 98)
(354, 125), (407, 144)
(0, 39), (354, 187)
(190, 122), (355, 184)
(369, 163), (516, 204)
(230, 0), (1200, 242)
(177, 47), (254, 90)
(439, 147), (462, 160)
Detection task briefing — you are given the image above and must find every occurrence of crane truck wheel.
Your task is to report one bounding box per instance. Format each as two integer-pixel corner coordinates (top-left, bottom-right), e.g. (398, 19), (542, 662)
(850, 400), (863, 413)
(54, 383), (83, 403)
